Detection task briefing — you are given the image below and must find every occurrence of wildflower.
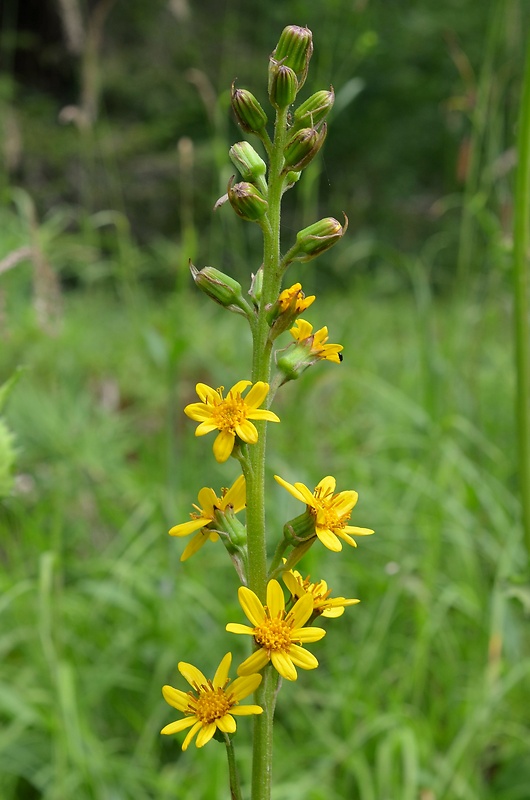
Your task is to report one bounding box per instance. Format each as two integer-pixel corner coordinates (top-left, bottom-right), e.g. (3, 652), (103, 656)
(289, 319), (343, 364)
(184, 381), (280, 463)
(283, 567), (360, 617)
(226, 579), (326, 681)
(274, 474), (374, 552)
(169, 475), (246, 561)
(161, 653), (263, 750)
(278, 283), (315, 315)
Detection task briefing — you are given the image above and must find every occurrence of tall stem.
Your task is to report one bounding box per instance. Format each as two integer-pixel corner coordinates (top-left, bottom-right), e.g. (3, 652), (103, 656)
(245, 106), (288, 800)
(513, 32), (530, 561)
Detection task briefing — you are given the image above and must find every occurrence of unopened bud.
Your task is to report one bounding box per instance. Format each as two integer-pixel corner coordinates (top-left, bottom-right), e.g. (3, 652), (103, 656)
(229, 141), (267, 183)
(293, 88), (334, 131)
(227, 177), (268, 222)
(273, 25), (313, 89)
(231, 83), (268, 133)
(249, 267), (263, 305)
(269, 64), (298, 109)
(291, 215), (347, 262)
(283, 123), (327, 172)
(190, 262), (246, 311)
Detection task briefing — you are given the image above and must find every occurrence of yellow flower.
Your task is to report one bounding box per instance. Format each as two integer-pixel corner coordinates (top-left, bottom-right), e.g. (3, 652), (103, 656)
(289, 318), (343, 363)
(274, 474), (374, 552)
(283, 567), (360, 618)
(169, 475), (246, 561)
(161, 652), (262, 750)
(184, 381), (280, 463)
(278, 283), (315, 314)
(226, 579), (326, 681)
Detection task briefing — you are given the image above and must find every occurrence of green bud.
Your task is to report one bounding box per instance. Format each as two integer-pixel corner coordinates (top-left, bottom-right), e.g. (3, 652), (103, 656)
(229, 141), (267, 183)
(227, 177), (268, 221)
(269, 64), (298, 109)
(276, 342), (313, 381)
(231, 83), (268, 133)
(282, 510), (316, 545)
(190, 262), (245, 309)
(249, 267), (263, 305)
(273, 25), (313, 89)
(213, 507), (247, 549)
(283, 123), (327, 172)
(293, 87), (334, 131)
(291, 215), (348, 262)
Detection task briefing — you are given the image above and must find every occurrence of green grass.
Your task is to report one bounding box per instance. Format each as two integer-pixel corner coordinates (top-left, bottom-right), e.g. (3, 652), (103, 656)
(0, 271), (528, 799)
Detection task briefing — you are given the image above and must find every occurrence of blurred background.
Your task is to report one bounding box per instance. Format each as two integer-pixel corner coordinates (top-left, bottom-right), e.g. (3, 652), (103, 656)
(1, 1), (529, 798)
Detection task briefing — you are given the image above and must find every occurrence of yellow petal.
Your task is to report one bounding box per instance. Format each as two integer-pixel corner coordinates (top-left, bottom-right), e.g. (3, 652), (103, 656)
(291, 625), (326, 643)
(213, 430), (235, 463)
(238, 585), (266, 626)
(229, 380), (252, 396)
(162, 685), (190, 712)
(161, 716), (197, 735)
(243, 381), (269, 409)
(247, 409), (281, 422)
(266, 579), (285, 618)
(288, 593), (313, 628)
(169, 518), (208, 537)
(271, 651), (297, 681)
(195, 383), (219, 403)
(315, 475), (336, 495)
(178, 661), (207, 689)
(231, 704), (263, 715)
(229, 673), (262, 701)
(274, 475), (307, 504)
(180, 530), (211, 561)
(196, 721), (216, 748)
(316, 527), (343, 551)
(195, 421), (219, 436)
(216, 714), (237, 734)
(182, 720), (202, 750)
(343, 525), (374, 536)
(213, 653), (232, 688)
(226, 622), (255, 636)
(235, 420), (258, 443)
(288, 643), (319, 670)
(236, 648), (270, 676)
(222, 474), (246, 513)
(196, 487), (218, 515)
(184, 402), (212, 421)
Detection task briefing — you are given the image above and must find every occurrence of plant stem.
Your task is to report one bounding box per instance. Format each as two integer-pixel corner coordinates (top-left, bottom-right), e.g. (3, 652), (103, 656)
(224, 734), (243, 800)
(513, 32), (530, 562)
(245, 106), (289, 800)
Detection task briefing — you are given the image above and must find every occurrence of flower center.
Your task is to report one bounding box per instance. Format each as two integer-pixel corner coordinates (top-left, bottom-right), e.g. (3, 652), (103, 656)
(189, 683), (233, 724)
(254, 615), (293, 652)
(212, 395), (248, 433)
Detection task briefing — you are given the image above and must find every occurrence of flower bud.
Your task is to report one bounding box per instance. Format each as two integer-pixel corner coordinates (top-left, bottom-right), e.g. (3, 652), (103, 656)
(249, 267), (263, 305)
(227, 177), (268, 222)
(293, 88), (334, 131)
(269, 64), (298, 109)
(266, 282), (315, 339)
(283, 123), (327, 172)
(229, 141), (267, 183)
(276, 342), (314, 381)
(190, 262), (248, 313)
(290, 215), (348, 262)
(273, 25), (313, 89)
(213, 507), (248, 549)
(231, 83), (268, 133)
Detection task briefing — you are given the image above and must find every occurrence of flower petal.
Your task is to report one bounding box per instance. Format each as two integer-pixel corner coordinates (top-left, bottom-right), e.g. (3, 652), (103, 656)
(288, 593), (313, 628)
(161, 716), (197, 735)
(236, 648), (270, 676)
(231, 704), (263, 715)
(315, 526), (343, 551)
(342, 525), (374, 536)
(195, 383), (220, 403)
(291, 625), (326, 643)
(222, 475), (246, 513)
(213, 431), (235, 463)
(169, 518), (208, 537)
(247, 409), (280, 422)
(195, 421), (219, 436)
(229, 380), (252, 396)
(274, 475), (307, 504)
(235, 420), (258, 443)
(226, 622), (255, 636)
(216, 714), (237, 733)
(180, 530), (212, 561)
(182, 720), (202, 751)
(196, 487), (218, 515)
(288, 644), (319, 670)
(213, 653), (232, 688)
(315, 475), (336, 495)
(196, 721), (216, 748)
(266, 579), (285, 618)
(271, 651), (297, 681)
(162, 685), (190, 712)
(241, 381), (269, 409)
(178, 661), (207, 689)
(184, 402), (212, 421)
(229, 673), (262, 701)
(238, 586), (266, 626)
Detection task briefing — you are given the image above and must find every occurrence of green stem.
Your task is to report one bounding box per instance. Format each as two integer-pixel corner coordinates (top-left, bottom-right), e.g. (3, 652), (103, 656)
(224, 734), (243, 800)
(245, 105), (289, 800)
(513, 32), (530, 562)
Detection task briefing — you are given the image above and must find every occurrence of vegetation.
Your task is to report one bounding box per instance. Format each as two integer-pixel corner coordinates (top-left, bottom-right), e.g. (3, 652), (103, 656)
(1, 2), (529, 799)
